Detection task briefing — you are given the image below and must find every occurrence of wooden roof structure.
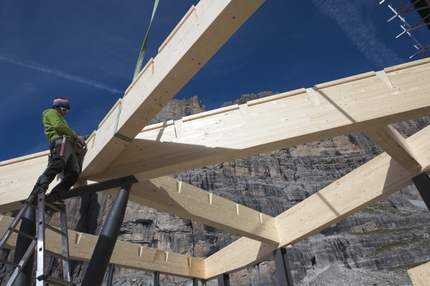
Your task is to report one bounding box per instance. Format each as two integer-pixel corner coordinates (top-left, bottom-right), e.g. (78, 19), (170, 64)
(1, 0), (430, 284)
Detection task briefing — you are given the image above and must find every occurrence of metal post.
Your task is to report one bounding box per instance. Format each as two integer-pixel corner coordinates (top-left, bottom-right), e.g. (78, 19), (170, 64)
(81, 178), (134, 286)
(106, 264), (115, 286)
(412, 173), (430, 211)
(12, 207), (36, 286)
(59, 211), (71, 282)
(47, 257), (55, 276)
(36, 191), (46, 285)
(192, 278), (199, 286)
(273, 248), (294, 286)
(217, 273), (230, 286)
(154, 271), (160, 286)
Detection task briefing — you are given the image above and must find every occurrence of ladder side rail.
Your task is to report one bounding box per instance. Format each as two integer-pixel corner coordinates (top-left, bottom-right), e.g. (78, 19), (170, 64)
(0, 194), (36, 249)
(36, 192), (47, 286)
(60, 211), (72, 282)
(5, 239), (37, 286)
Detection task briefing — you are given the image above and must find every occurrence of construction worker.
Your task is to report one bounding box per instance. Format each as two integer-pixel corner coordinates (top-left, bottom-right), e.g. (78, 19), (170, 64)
(32, 97), (85, 204)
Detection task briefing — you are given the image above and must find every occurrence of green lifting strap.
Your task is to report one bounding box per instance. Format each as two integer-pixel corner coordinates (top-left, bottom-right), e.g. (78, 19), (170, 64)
(133, 0), (160, 80)
(114, 0), (160, 142)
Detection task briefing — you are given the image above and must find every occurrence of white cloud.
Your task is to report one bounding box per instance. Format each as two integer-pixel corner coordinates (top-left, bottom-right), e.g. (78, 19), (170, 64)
(311, 0), (404, 68)
(0, 53), (123, 95)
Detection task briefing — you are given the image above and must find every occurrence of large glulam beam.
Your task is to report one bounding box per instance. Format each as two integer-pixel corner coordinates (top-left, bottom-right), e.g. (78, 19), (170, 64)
(0, 215), (205, 279)
(0, 161), (279, 244)
(0, 148), (279, 242)
(364, 125), (421, 172)
(1, 58), (430, 210)
(104, 175), (279, 244)
(89, 58), (430, 181)
(81, 0), (265, 178)
(204, 124), (430, 279)
(0, 151), (49, 212)
(408, 262), (430, 286)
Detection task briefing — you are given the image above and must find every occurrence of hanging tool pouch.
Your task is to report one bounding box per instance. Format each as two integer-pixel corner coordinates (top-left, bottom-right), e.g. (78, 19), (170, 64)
(73, 135), (89, 172)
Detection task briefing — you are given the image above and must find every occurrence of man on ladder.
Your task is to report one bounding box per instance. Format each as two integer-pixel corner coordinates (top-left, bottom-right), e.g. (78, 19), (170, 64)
(0, 97), (83, 285)
(32, 97), (85, 204)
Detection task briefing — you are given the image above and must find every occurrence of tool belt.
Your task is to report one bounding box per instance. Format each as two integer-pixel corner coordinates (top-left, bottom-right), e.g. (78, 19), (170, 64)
(75, 140), (86, 149)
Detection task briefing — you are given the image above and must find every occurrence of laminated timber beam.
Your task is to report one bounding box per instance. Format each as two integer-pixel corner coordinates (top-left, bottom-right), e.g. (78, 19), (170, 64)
(1, 58), (430, 206)
(2, 126), (429, 279)
(203, 124), (430, 279)
(408, 262), (430, 286)
(0, 157), (278, 243)
(0, 161), (279, 245)
(89, 58), (430, 182)
(80, 0), (265, 178)
(0, 215), (205, 279)
(104, 176), (279, 244)
(364, 125), (421, 172)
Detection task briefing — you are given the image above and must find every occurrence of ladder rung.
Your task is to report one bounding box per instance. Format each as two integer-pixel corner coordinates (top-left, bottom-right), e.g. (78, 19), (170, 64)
(43, 275), (75, 286)
(12, 229), (37, 240)
(0, 259), (21, 268)
(44, 202), (66, 214)
(45, 250), (68, 262)
(27, 203), (37, 210)
(45, 224), (66, 236)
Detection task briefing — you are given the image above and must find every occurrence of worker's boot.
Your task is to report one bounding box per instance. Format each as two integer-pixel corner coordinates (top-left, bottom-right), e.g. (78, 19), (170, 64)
(45, 185), (66, 204)
(31, 185), (47, 196)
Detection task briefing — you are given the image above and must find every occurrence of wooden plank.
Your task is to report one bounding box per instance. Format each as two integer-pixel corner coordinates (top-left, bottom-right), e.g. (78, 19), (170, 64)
(104, 175), (280, 245)
(1, 58), (430, 210)
(0, 154), (48, 210)
(364, 125), (421, 172)
(0, 215), (205, 278)
(80, 0), (265, 177)
(203, 124), (430, 279)
(408, 262), (430, 286)
(0, 161), (279, 244)
(89, 58), (430, 181)
(204, 237), (276, 277)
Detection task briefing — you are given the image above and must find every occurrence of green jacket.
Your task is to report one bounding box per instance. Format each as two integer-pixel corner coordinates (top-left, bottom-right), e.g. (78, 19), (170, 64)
(42, 108), (78, 143)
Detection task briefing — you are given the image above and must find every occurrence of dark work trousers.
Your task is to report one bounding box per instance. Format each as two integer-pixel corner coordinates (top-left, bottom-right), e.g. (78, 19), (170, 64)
(34, 138), (80, 198)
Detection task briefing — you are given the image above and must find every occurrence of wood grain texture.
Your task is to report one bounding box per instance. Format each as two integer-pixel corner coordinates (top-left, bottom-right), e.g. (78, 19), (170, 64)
(80, 0), (265, 177)
(408, 262), (430, 286)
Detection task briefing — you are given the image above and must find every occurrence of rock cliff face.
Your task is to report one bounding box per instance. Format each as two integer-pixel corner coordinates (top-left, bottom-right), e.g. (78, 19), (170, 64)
(2, 94), (430, 286)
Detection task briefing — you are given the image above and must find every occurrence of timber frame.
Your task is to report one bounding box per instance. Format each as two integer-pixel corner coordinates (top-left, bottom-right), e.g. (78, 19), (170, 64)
(1, 0), (430, 284)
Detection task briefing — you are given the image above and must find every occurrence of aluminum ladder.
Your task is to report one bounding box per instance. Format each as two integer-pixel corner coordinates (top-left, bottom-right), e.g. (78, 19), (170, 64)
(0, 189), (74, 286)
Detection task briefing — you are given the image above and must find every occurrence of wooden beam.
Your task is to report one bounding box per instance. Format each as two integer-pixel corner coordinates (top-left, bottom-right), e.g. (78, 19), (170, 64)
(0, 152), (49, 212)
(0, 164), (278, 244)
(408, 262), (430, 286)
(204, 237), (276, 278)
(0, 215), (205, 279)
(89, 58), (430, 181)
(203, 124), (430, 279)
(0, 156), (279, 243)
(104, 176), (279, 244)
(81, 0), (265, 177)
(364, 125), (421, 172)
(1, 58), (430, 211)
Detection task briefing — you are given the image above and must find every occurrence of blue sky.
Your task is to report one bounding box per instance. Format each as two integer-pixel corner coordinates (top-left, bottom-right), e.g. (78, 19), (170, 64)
(0, 0), (428, 161)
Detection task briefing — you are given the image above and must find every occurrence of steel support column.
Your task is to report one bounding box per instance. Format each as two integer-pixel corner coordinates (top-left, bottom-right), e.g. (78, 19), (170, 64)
(13, 206), (35, 286)
(412, 173), (430, 211)
(217, 273), (230, 286)
(154, 271), (160, 285)
(106, 264), (115, 286)
(273, 248), (294, 286)
(192, 278), (199, 286)
(81, 178), (134, 286)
